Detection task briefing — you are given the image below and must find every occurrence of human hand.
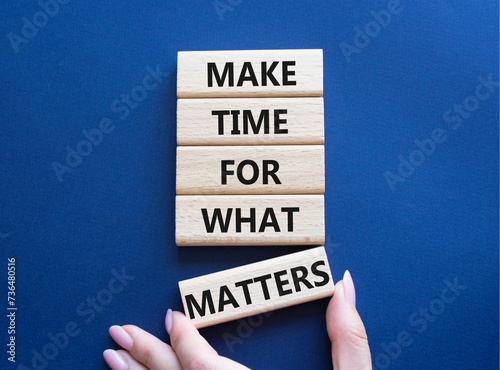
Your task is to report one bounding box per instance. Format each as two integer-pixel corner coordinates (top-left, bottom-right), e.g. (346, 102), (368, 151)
(103, 270), (372, 369)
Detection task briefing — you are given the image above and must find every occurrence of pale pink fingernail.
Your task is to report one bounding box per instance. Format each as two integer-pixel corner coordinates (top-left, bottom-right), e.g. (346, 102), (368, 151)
(343, 270), (356, 308)
(166, 309), (173, 334)
(109, 326), (133, 351)
(103, 349), (128, 370)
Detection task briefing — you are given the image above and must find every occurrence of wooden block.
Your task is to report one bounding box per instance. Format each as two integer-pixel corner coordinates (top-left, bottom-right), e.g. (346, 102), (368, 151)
(176, 195), (324, 246)
(178, 246), (334, 328)
(177, 97), (324, 146)
(176, 145), (324, 195)
(177, 49), (323, 98)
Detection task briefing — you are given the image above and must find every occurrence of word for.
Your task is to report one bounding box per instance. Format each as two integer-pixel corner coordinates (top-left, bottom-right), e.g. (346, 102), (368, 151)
(221, 160), (281, 185)
(201, 207), (299, 233)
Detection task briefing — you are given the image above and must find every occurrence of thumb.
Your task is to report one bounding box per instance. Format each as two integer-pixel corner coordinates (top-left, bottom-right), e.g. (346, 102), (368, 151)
(326, 270), (372, 370)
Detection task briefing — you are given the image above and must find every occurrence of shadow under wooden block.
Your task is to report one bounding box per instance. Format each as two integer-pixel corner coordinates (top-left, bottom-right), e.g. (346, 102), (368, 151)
(176, 194), (325, 246)
(178, 246), (335, 328)
(176, 145), (325, 195)
(177, 97), (324, 146)
(177, 49), (323, 98)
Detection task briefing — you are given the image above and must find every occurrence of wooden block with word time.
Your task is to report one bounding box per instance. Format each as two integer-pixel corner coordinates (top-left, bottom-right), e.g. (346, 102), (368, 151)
(177, 97), (324, 146)
(176, 145), (324, 195)
(175, 195), (324, 246)
(178, 246), (334, 328)
(177, 49), (323, 98)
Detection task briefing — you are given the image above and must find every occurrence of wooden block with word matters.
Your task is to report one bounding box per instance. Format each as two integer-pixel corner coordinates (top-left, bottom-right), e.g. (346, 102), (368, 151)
(177, 97), (324, 146)
(176, 195), (324, 246)
(176, 145), (324, 195)
(178, 246), (334, 328)
(177, 49), (323, 98)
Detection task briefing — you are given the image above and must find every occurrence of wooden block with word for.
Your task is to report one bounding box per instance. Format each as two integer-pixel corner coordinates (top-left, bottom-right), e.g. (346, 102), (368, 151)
(176, 195), (324, 246)
(176, 145), (324, 195)
(177, 97), (324, 146)
(177, 49), (323, 98)
(178, 246), (334, 328)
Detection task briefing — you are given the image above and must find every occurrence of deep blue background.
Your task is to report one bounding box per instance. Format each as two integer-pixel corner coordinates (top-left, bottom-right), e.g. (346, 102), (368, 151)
(1, 1), (498, 369)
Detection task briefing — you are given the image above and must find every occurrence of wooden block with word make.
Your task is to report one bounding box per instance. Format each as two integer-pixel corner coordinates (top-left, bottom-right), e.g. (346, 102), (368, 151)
(176, 145), (324, 195)
(177, 97), (324, 146)
(175, 194), (324, 246)
(177, 49), (323, 98)
(178, 246), (334, 328)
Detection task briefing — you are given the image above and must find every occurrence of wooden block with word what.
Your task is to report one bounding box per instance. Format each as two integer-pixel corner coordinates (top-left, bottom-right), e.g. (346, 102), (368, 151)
(178, 246), (334, 328)
(176, 195), (324, 246)
(176, 145), (324, 195)
(177, 49), (323, 98)
(177, 97), (324, 146)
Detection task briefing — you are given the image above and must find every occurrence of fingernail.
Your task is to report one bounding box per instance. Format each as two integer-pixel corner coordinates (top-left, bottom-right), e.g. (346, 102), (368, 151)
(343, 270), (356, 308)
(103, 349), (128, 370)
(166, 308), (173, 334)
(109, 326), (133, 351)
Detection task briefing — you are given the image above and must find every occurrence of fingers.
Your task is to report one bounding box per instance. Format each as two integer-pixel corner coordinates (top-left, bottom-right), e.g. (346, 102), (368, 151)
(326, 270), (372, 370)
(103, 349), (129, 370)
(106, 324), (182, 370)
(121, 325), (182, 370)
(168, 310), (250, 370)
(103, 349), (149, 370)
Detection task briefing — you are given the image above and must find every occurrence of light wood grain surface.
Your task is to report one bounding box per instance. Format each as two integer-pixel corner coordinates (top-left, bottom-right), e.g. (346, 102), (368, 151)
(176, 194), (324, 246)
(176, 145), (324, 194)
(177, 49), (323, 98)
(177, 97), (324, 146)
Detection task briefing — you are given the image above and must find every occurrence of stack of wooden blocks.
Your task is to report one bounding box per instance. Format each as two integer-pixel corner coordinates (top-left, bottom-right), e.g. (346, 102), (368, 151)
(175, 50), (334, 328)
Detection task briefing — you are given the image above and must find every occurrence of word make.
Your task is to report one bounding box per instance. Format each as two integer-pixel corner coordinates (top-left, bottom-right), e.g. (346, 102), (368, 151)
(177, 49), (323, 98)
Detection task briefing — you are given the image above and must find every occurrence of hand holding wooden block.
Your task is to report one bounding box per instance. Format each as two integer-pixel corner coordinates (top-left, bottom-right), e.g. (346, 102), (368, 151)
(178, 246), (334, 328)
